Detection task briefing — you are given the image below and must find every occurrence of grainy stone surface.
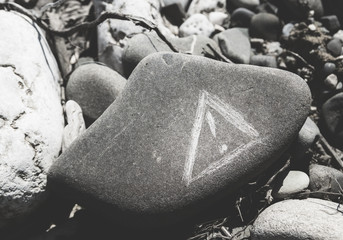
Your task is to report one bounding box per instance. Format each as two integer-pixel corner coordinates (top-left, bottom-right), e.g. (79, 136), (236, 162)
(251, 198), (343, 240)
(49, 52), (310, 227)
(0, 11), (64, 226)
(66, 63), (127, 121)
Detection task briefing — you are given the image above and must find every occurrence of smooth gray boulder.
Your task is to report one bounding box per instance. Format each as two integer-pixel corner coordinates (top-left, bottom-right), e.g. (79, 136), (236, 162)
(66, 63), (126, 122)
(251, 198), (343, 240)
(49, 52), (310, 227)
(0, 11), (64, 226)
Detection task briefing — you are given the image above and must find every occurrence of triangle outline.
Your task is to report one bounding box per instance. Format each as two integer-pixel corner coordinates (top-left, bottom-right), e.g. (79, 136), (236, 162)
(182, 90), (260, 185)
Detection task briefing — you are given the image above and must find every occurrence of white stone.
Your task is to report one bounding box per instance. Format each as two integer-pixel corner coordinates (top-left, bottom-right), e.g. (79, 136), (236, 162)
(273, 170), (309, 198)
(187, 0), (226, 15)
(333, 30), (343, 42)
(0, 11), (64, 226)
(252, 198), (343, 240)
(208, 11), (228, 26)
(93, 0), (172, 75)
(179, 13), (215, 37)
(324, 73), (339, 89)
(62, 101), (86, 152)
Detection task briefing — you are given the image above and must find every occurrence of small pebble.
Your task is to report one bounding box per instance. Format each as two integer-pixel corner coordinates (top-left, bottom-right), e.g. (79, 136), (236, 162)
(321, 15), (341, 33)
(216, 27), (251, 63)
(281, 22), (294, 38)
(230, 7), (255, 28)
(327, 38), (342, 57)
(250, 13), (281, 41)
(333, 29), (343, 42)
(293, 117), (320, 162)
(272, 170), (309, 198)
(323, 62), (336, 76)
(179, 13), (215, 37)
(208, 11), (228, 26)
(161, 3), (186, 26)
(324, 73), (338, 90)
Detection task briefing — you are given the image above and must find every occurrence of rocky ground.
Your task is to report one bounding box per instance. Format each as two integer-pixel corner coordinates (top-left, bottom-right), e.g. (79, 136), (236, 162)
(1, 0), (343, 239)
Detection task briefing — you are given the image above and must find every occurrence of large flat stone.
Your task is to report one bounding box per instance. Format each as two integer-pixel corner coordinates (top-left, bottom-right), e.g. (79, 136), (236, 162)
(49, 52), (311, 227)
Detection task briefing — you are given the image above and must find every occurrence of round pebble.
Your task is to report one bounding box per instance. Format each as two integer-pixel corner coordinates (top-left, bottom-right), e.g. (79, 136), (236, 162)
(230, 7), (255, 28)
(324, 73), (338, 90)
(250, 13), (281, 41)
(327, 38), (342, 57)
(272, 170), (309, 198)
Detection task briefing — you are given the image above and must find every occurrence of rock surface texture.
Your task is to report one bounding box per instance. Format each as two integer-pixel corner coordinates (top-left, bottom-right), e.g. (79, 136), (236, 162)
(49, 52), (310, 227)
(0, 11), (64, 226)
(251, 198), (343, 240)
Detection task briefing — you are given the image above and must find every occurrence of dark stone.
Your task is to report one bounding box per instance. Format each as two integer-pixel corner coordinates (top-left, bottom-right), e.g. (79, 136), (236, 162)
(161, 3), (186, 26)
(321, 15), (341, 33)
(323, 62), (336, 76)
(322, 92), (343, 148)
(163, 0), (189, 9)
(250, 55), (277, 68)
(230, 7), (255, 28)
(49, 52), (311, 227)
(309, 164), (343, 201)
(327, 38), (342, 57)
(66, 63), (127, 122)
(216, 28), (251, 63)
(250, 13), (281, 41)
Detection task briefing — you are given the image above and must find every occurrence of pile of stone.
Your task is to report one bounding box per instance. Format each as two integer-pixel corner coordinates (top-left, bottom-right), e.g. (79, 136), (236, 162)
(1, 0), (343, 239)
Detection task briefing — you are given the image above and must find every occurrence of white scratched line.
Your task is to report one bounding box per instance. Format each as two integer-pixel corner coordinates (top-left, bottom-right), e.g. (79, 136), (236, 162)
(189, 139), (261, 184)
(206, 92), (259, 138)
(182, 91), (207, 184)
(206, 110), (216, 138)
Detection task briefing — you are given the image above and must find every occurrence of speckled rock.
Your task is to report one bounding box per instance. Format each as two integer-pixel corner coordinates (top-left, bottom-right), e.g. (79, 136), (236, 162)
(0, 11), (64, 227)
(66, 63), (126, 122)
(216, 28), (251, 63)
(62, 100), (86, 152)
(272, 171), (309, 198)
(251, 198), (343, 240)
(179, 13), (215, 37)
(49, 52), (310, 227)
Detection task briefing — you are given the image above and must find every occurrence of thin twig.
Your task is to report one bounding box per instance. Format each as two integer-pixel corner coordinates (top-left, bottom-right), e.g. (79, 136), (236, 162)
(0, 2), (178, 52)
(319, 134), (343, 170)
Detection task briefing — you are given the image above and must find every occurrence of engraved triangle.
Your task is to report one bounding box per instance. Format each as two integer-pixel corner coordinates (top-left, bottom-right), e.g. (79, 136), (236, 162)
(182, 90), (260, 185)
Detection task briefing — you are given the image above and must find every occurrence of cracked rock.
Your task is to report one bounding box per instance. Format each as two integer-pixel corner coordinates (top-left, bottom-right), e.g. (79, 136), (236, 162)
(0, 11), (64, 227)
